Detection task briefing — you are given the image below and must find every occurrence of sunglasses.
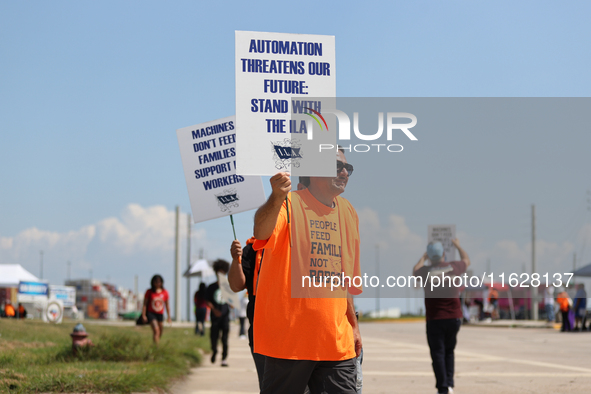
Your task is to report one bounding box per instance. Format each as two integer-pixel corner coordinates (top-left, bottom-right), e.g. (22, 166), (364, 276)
(337, 160), (354, 176)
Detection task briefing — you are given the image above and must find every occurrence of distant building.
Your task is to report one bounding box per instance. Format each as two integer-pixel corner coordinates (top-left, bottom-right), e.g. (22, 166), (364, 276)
(66, 279), (141, 320)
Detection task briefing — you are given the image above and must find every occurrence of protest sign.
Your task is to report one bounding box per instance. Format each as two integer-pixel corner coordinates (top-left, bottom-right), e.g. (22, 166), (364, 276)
(428, 225), (457, 262)
(235, 31), (336, 176)
(177, 116), (265, 224)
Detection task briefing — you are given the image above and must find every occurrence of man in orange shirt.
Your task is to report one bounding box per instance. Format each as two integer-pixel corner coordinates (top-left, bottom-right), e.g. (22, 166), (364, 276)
(253, 149), (362, 394)
(4, 302), (16, 318)
(488, 288), (499, 319)
(556, 290), (571, 332)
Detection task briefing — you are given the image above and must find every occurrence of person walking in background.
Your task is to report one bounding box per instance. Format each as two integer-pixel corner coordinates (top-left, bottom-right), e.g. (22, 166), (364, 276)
(556, 290), (572, 332)
(4, 301), (15, 318)
(413, 238), (471, 394)
(17, 303), (27, 319)
(544, 286), (555, 323)
(488, 287), (499, 320)
(573, 284), (587, 331)
(142, 274), (171, 345)
(206, 259), (231, 367)
(194, 282), (208, 336)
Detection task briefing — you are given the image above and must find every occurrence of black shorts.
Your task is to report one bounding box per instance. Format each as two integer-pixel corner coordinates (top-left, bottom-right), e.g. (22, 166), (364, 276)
(261, 356), (356, 394)
(147, 312), (163, 323)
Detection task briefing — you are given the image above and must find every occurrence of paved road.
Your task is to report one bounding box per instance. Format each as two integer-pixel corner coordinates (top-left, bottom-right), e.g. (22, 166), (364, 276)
(170, 321), (591, 394)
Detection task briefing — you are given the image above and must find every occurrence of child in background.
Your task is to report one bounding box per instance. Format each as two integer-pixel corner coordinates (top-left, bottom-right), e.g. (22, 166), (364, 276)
(142, 275), (171, 344)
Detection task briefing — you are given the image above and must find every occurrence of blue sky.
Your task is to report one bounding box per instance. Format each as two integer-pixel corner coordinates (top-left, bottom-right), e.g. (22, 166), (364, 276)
(1, 1), (590, 317)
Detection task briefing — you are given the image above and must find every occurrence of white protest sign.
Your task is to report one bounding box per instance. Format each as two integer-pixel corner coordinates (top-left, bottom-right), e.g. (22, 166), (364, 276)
(177, 116), (266, 223)
(235, 31), (336, 176)
(428, 225), (456, 262)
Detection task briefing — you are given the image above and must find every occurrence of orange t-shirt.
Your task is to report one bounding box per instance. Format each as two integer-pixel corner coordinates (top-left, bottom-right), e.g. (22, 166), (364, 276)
(488, 289), (499, 302)
(253, 189), (362, 361)
(557, 294), (570, 312)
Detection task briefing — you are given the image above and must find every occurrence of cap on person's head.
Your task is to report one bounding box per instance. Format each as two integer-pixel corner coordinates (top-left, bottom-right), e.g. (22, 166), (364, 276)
(427, 242), (444, 263)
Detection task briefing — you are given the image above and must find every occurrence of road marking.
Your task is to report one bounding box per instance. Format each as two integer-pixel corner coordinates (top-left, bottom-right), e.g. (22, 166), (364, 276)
(363, 336), (591, 373)
(187, 391), (258, 394)
(363, 356), (482, 362)
(363, 371), (591, 378)
(195, 367), (256, 373)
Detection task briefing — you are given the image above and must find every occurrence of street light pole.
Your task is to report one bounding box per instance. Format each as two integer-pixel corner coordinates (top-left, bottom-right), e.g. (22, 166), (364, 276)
(531, 204), (538, 320)
(376, 244), (380, 316)
(186, 213), (192, 322)
(174, 206), (181, 322)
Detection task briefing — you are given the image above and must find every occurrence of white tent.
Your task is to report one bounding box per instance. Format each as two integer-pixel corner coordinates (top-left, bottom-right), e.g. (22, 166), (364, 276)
(0, 264), (40, 287)
(183, 259), (215, 279)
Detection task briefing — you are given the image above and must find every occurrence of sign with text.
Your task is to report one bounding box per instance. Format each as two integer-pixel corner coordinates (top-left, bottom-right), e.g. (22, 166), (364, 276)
(235, 31), (336, 175)
(177, 116), (266, 223)
(17, 281), (48, 303)
(49, 285), (76, 308)
(428, 225), (456, 262)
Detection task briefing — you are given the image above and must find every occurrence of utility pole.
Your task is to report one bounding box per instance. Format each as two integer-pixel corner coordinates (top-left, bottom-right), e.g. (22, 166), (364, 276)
(40, 251), (44, 279)
(186, 213), (192, 322)
(174, 206), (181, 322)
(376, 244), (380, 316)
(67, 261), (71, 281)
(532, 204), (538, 320)
(573, 253), (577, 273)
(134, 275), (139, 310)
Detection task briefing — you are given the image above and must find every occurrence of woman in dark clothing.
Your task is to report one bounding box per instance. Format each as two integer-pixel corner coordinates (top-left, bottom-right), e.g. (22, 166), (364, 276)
(194, 282), (208, 336)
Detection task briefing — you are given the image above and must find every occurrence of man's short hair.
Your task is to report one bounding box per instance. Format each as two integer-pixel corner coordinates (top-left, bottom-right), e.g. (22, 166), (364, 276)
(212, 259), (230, 274)
(337, 145), (345, 153)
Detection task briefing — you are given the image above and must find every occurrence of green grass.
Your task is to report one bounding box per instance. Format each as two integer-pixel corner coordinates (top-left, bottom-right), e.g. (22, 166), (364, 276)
(0, 319), (209, 393)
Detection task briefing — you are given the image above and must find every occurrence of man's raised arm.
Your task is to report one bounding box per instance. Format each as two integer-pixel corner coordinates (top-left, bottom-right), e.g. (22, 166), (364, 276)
(253, 172), (291, 241)
(452, 238), (471, 267)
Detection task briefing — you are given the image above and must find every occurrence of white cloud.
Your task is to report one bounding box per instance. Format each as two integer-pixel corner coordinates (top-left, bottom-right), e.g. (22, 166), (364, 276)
(0, 237), (14, 249)
(358, 207), (424, 250)
(0, 204), (206, 287)
(489, 239), (575, 274)
(357, 207), (425, 276)
(0, 225), (96, 265)
(96, 204), (178, 254)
